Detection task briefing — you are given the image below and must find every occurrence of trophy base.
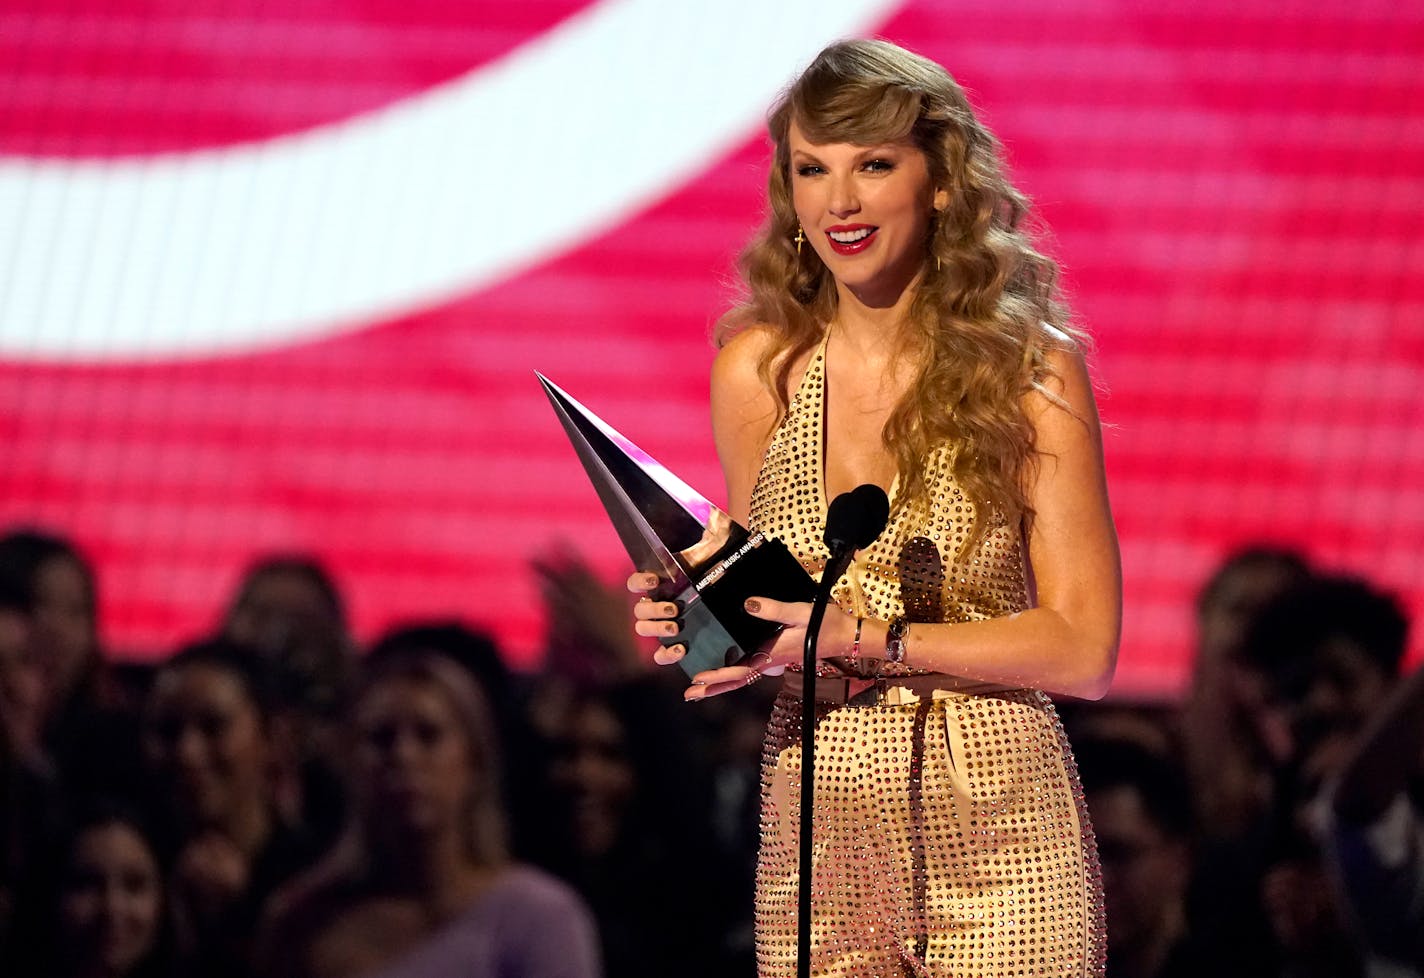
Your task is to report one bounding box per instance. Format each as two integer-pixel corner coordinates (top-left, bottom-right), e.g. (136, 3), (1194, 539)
(663, 531), (817, 677)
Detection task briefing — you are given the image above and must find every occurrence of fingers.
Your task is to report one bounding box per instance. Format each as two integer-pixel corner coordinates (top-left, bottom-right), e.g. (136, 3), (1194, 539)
(684, 676), (750, 700)
(626, 571), (661, 594)
(743, 596), (812, 626)
(652, 644), (685, 666)
(633, 599), (679, 621)
(633, 591), (680, 640)
(634, 616), (681, 640)
(684, 653), (781, 701)
(684, 670), (754, 701)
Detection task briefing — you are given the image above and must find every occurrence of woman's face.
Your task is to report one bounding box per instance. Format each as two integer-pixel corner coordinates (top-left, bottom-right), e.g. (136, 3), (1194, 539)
(33, 554), (97, 699)
(143, 664), (270, 828)
(355, 677), (475, 838)
(0, 607), (45, 754)
(548, 700), (635, 857)
(1088, 785), (1189, 954)
(59, 821), (164, 977)
(788, 118), (946, 307)
(225, 567), (339, 654)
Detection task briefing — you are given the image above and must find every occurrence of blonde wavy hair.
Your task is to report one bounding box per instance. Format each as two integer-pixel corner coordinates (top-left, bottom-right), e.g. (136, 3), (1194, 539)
(716, 39), (1087, 550)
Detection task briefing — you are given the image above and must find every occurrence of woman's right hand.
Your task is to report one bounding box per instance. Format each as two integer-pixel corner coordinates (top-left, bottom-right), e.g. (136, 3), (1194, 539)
(627, 572), (686, 666)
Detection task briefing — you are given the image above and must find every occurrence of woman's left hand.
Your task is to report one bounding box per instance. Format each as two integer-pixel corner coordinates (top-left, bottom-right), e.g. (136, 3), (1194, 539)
(683, 597), (854, 701)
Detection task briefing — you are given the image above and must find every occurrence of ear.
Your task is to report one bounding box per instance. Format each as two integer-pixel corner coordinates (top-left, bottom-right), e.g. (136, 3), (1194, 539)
(932, 187), (949, 212)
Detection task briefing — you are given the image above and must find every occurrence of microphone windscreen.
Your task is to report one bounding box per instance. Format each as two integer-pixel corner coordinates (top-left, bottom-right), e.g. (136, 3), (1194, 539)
(824, 483), (890, 552)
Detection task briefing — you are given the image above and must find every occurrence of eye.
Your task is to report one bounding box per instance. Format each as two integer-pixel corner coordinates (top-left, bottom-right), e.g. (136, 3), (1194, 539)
(413, 720), (444, 748)
(794, 164), (824, 177)
(197, 711), (231, 739)
(121, 868), (156, 895)
(863, 158), (895, 173)
(151, 716), (184, 745)
(364, 723), (398, 751)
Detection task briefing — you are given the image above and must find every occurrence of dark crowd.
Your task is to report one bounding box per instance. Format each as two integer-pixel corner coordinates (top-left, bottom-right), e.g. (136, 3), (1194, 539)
(0, 528), (1420, 978)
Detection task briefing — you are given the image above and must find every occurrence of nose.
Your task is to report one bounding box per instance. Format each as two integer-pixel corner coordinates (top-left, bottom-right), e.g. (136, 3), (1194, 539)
(384, 727), (427, 769)
(174, 725), (208, 770)
(100, 878), (126, 921)
(827, 171), (859, 219)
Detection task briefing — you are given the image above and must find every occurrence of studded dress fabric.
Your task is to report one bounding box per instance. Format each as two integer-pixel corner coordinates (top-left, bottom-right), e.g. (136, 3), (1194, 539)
(746, 339), (1105, 977)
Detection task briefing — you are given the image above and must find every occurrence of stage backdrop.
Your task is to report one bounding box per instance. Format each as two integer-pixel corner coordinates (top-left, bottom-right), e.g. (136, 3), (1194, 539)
(2, 0), (1421, 696)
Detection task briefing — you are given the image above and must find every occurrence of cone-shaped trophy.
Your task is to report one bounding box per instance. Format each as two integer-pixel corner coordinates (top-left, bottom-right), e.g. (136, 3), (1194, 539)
(538, 373), (816, 676)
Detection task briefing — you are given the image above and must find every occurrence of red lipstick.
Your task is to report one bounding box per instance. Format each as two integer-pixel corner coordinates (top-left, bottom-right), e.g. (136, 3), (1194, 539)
(824, 224), (878, 255)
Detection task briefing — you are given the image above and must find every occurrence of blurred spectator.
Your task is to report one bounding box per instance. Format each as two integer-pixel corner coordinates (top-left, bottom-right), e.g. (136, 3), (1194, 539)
(259, 651), (600, 978)
(367, 622), (541, 859)
(523, 676), (724, 978)
(14, 800), (175, 978)
(1181, 546), (1311, 837)
(222, 556), (356, 857)
(0, 580), (44, 768)
(1323, 660), (1424, 976)
(1243, 575), (1407, 796)
(1176, 547), (1312, 972)
(0, 530), (100, 712)
(0, 529), (141, 797)
(1, 600), (66, 966)
(222, 554), (354, 723)
(1076, 736), (1209, 978)
(142, 638), (322, 977)
(1243, 574), (1408, 978)
(367, 623), (512, 736)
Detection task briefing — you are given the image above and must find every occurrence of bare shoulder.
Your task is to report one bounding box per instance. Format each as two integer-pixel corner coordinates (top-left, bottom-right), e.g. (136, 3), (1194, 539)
(1026, 338), (1098, 427)
(712, 324), (778, 394)
(710, 325), (783, 429)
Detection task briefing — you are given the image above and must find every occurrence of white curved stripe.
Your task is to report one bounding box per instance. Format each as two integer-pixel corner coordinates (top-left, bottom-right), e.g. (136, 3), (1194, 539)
(0, 0), (901, 361)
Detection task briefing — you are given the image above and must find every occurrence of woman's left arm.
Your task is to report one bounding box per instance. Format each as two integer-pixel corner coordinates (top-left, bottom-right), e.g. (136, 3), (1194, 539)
(690, 346), (1120, 701)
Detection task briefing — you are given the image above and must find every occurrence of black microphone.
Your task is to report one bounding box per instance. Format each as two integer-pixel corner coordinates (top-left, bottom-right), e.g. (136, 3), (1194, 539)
(824, 483), (891, 558)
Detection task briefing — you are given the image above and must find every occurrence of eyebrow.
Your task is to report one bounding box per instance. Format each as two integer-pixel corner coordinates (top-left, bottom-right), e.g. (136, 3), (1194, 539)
(790, 143), (905, 162)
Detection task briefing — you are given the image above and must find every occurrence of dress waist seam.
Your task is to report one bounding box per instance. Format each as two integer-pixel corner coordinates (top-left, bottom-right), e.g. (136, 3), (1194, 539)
(782, 671), (1023, 705)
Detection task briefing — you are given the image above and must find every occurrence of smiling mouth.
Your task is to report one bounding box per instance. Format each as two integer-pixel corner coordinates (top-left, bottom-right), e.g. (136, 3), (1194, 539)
(826, 226), (877, 255)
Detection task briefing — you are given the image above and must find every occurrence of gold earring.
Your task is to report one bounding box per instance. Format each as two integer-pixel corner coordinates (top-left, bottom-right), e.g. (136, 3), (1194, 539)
(930, 209), (943, 271)
(794, 226), (805, 256)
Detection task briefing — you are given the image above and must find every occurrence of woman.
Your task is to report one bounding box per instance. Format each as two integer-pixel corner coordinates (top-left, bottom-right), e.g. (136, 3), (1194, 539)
(631, 40), (1120, 976)
(526, 677), (725, 978)
(40, 802), (175, 978)
(0, 531), (99, 714)
(258, 651), (601, 978)
(20, 802), (175, 978)
(142, 639), (321, 976)
(0, 529), (142, 798)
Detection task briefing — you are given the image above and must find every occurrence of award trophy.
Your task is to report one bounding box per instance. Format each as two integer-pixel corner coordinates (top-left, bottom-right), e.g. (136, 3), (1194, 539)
(538, 374), (817, 677)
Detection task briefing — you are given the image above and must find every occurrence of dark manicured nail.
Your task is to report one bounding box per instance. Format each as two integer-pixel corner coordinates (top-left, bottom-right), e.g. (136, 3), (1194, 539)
(642, 574), (659, 588)
(745, 598), (761, 614)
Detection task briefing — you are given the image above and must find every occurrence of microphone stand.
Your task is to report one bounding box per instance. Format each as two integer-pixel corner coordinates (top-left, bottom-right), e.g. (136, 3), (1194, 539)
(790, 481), (887, 978)
(796, 540), (859, 978)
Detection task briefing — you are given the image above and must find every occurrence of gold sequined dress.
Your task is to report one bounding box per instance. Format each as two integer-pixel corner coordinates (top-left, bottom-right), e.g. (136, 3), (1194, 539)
(747, 340), (1105, 977)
